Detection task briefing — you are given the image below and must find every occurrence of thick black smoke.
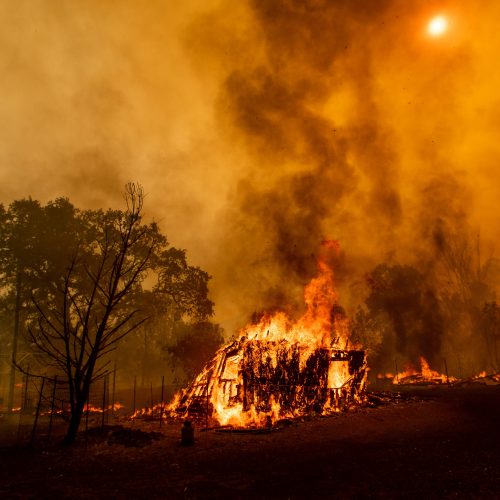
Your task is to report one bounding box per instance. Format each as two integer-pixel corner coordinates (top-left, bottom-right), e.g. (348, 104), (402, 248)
(213, 0), (405, 316)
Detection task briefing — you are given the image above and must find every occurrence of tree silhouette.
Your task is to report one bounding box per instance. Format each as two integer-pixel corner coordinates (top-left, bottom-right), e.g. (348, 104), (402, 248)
(27, 184), (164, 444)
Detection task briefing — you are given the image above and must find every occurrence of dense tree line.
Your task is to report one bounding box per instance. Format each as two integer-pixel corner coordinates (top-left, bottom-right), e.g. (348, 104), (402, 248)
(1, 185), (497, 441)
(0, 185), (222, 443)
(352, 231), (500, 376)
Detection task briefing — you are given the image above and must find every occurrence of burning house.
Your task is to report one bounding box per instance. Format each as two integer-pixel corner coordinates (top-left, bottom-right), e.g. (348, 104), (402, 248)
(171, 337), (366, 427)
(167, 241), (367, 428)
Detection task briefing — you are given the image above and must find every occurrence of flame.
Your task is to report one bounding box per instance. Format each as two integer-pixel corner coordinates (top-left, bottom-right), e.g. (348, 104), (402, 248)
(392, 357), (457, 385)
(156, 241), (367, 428)
(241, 240), (348, 349)
(84, 402), (124, 413)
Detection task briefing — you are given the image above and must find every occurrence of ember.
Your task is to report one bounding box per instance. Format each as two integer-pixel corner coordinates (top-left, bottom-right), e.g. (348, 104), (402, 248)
(165, 241), (367, 427)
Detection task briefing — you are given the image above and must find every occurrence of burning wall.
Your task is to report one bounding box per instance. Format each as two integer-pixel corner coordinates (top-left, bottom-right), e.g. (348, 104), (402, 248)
(168, 241), (367, 427)
(171, 338), (366, 427)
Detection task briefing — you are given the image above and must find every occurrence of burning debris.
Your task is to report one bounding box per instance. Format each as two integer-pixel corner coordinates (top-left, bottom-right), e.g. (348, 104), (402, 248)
(377, 357), (456, 386)
(159, 241), (368, 427)
(453, 372), (500, 387)
(170, 337), (366, 427)
(377, 362), (500, 388)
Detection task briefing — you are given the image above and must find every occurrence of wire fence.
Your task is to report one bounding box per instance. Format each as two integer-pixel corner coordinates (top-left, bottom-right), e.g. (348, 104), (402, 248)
(0, 368), (185, 446)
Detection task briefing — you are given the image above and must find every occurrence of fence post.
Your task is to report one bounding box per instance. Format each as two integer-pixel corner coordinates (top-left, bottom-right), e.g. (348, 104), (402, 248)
(101, 375), (107, 429)
(23, 368), (30, 409)
(17, 370), (30, 442)
(133, 375), (137, 419)
(444, 358), (450, 386)
(160, 375), (164, 428)
(48, 376), (57, 440)
(106, 373), (110, 425)
(111, 362), (116, 420)
(30, 377), (46, 447)
(206, 381), (209, 430)
(85, 400), (89, 448)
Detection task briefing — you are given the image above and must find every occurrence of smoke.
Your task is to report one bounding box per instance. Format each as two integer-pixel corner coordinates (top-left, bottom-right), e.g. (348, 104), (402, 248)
(202, 0), (477, 329)
(1, 1), (499, 370)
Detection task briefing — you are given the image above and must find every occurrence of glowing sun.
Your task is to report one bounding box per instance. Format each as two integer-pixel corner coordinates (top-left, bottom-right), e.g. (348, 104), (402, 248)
(427, 15), (448, 36)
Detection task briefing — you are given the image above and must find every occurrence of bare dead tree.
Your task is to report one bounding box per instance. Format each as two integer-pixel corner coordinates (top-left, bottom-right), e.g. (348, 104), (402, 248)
(26, 183), (163, 444)
(437, 231), (476, 304)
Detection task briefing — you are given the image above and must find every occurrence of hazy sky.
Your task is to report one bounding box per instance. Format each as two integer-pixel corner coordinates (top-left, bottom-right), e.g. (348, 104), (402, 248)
(1, 0), (499, 333)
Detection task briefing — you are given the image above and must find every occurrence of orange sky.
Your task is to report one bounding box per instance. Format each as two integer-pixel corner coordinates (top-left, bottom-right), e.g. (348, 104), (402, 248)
(0, 0), (499, 332)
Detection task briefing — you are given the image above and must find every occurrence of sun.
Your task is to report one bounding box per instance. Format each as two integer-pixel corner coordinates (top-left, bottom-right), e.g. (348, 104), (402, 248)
(427, 15), (448, 36)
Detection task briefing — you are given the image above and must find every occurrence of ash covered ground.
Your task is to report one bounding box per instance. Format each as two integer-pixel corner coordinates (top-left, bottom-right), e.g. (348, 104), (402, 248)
(0, 386), (498, 499)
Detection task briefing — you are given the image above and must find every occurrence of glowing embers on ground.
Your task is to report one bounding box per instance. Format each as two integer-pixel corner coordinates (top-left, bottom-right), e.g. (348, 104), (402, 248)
(454, 371), (500, 387)
(165, 240), (367, 428)
(377, 363), (500, 387)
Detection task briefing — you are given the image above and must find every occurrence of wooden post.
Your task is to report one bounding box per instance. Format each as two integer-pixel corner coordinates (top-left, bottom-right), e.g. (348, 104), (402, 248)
(444, 358), (450, 386)
(48, 376), (57, 439)
(111, 362), (116, 420)
(150, 381), (153, 409)
(7, 271), (22, 412)
(106, 373), (110, 424)
(17, 370), (29, 443)
(160, 375), (164, 428)
(394, 359), (399, 384)
(23, 368), (30, 409)
(85, 400), (89, 448)
(101, 375), (107, 429)
(133, 375), (137, 417)
(30, 378), (46, 447)
(206, 381), (209, 430)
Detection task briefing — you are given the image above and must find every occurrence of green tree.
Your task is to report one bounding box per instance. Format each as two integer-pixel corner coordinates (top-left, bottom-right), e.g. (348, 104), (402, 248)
(481, 302), (499, 371)
(155, 247), (214, 321)
(364, 263), (444, 369)
(434, 229), (497, 372)
(0, 198), (82, 411)
(166, 321), (224, 380)
(115, 249), (215, 386)
(0, 185), (218, 441)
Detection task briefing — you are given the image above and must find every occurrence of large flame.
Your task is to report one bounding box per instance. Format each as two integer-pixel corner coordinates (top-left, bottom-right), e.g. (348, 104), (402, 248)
(242, 240), (349, 348)
(162, 241), (367, 427)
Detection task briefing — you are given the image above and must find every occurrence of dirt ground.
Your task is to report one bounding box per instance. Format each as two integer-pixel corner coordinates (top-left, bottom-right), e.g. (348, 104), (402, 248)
(0, 386), (498, 499)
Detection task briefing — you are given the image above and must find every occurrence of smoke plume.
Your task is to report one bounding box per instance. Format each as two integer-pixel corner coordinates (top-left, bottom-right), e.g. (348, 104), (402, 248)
(1, 1), (499, 372)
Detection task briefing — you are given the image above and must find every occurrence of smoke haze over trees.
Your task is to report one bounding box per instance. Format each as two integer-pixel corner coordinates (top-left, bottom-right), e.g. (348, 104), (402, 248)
(0, 187), (222, 441)
(0, 1), (499, 374)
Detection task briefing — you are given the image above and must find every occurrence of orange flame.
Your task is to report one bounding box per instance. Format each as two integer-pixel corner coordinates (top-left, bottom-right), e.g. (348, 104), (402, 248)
(392, 357), (456, 385)
(161, 241), (366, 428)
(241, 240), (349, 349)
